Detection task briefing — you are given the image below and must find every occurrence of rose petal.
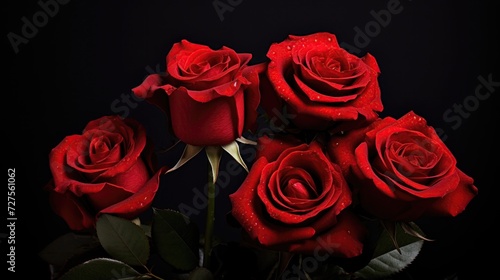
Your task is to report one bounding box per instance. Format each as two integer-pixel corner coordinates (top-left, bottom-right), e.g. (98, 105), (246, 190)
(168, 87), (244, 146)
(99, 166), (169, 219)
(285, 211), (367, 258)
(47, 181), (95, 231)
(86, 182), (134, 212)
(425, 169), (478, 216)
(266, 32), (383, 128)
(229, 158), (316, 246)
(256, 135), (305, 162)
(242, 62), (266, 132)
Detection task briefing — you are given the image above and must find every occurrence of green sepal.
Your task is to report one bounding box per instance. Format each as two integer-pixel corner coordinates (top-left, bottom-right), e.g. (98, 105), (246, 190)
(222, 141), (249, 172)
(166, 144), (204, 174)
(188, 267), (214, 280)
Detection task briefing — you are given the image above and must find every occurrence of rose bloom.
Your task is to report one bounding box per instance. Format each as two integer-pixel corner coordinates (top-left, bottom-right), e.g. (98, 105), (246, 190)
(327, 111), (478, 221)
(229, 135), (367, 257)
(132, 39), (264, 146)
(45, 115), (167, 231)
(261, 32), (383, 132)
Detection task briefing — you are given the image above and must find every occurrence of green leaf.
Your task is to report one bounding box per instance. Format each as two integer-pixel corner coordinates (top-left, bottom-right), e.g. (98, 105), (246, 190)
(152, 208), (199, 271)
(141, 224), (152, 238)
(58, 258), (150, 280)
(188, 267), (214, 280)
(373, 222), (425, 258)
(255, 248), (280, 276)
(354, 222), (425, 279)
(380, 220), (400, 254)
(354, 241), (423, 279)
(96, 214), (150, 266)
(38, 233), (100, 267)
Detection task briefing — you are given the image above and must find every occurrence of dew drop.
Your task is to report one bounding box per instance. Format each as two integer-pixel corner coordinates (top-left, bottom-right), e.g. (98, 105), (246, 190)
(327, 37), (332, 42)
(287, 45), (292, 50)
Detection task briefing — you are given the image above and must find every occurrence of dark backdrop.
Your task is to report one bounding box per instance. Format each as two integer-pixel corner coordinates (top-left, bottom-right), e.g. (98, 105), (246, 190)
(4, 0), (499, 279)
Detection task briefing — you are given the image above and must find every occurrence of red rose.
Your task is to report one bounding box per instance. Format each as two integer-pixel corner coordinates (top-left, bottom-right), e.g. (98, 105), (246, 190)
(45, 115), (167, 231)
(262, 32), (383, 132)
(132, 39), (264, 146)
(229, 135), (367, 257)
(327, 111), (478, 221)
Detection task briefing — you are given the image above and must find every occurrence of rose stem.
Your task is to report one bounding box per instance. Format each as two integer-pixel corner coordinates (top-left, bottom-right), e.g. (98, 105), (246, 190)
(203, 163), (216, 268)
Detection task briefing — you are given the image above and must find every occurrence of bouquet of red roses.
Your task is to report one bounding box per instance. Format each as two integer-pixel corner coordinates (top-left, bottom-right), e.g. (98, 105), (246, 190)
(39, 32), (477, 280)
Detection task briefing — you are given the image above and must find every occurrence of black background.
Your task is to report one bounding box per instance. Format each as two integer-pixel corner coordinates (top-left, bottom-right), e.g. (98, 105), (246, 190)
(4, 0), (499, 279)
